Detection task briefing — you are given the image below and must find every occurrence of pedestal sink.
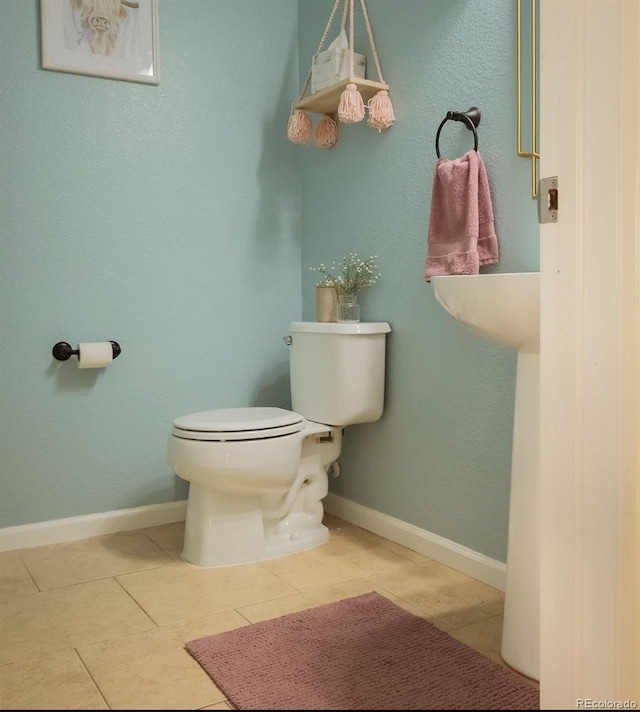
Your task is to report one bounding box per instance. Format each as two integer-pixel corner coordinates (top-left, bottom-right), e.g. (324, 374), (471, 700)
(430, 272), (540, 681)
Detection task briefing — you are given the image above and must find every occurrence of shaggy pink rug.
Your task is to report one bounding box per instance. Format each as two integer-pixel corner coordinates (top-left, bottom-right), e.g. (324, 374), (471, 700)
(185, 591), (539, 710)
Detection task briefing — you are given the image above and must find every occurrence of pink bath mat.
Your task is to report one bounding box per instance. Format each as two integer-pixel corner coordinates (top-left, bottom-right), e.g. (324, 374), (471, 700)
(185, 591), (539, 710)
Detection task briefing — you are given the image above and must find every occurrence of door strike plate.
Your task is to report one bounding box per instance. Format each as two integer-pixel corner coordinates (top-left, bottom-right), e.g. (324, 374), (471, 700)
(538, 176), (559, 223)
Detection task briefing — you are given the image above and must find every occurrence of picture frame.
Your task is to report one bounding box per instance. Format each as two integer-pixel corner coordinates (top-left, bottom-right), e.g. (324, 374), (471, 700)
(40, 0), (159, 85)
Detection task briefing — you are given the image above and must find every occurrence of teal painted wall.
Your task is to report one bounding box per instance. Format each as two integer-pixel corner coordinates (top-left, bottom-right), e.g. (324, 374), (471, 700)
(1, 0), (538, 565)
(298, 0), (539, 562)
(0, 1), (301, 527)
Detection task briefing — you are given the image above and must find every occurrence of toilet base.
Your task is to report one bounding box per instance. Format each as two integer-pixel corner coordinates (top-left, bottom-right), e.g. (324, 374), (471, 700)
(181, 481), (331, 568)
(182, 523), (329, 568)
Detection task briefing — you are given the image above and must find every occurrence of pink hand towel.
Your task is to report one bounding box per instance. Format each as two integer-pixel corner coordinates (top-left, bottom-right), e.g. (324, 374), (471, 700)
(476, 153), (500, 266)
(424, 150), (499, 280)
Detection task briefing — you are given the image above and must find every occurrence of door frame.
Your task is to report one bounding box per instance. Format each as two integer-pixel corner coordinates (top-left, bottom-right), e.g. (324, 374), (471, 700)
(539, 0), (639, 707)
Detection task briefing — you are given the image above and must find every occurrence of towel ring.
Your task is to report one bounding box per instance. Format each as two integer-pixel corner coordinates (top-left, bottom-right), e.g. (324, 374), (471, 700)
(435, 107), (481, 159)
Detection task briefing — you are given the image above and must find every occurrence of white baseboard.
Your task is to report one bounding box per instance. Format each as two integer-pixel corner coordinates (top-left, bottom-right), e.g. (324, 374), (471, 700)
(1, 495), (506, 592)
(324, 493), (506, 591)
(0, 500), (188, 553)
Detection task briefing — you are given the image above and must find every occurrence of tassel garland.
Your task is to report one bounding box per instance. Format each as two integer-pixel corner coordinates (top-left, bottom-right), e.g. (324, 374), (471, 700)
(315, 115), (339, 148)
(287, 109), (313, 144)
(337, 83), (365, 123)
(367, 90), (395, 131)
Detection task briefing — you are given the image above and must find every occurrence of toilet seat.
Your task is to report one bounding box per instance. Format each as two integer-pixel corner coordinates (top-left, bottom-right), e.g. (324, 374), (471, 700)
(171, 407), (305, 442)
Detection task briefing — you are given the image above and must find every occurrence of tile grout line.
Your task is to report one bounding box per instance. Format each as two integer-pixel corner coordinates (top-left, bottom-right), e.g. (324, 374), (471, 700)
(73, 647), (113, 710)
(16, 551), (42, 593)
(112, 575), (161, 628)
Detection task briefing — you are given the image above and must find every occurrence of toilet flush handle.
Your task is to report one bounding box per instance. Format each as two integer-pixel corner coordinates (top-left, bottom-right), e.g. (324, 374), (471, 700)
(283, 336), (292, 346)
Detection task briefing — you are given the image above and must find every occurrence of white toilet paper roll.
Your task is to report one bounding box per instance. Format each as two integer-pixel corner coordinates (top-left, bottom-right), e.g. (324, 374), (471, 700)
(77, 342), (113, 369)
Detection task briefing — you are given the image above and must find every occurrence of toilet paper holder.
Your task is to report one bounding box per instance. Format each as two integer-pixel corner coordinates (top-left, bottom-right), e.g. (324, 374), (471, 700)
(52, 341), (121, 361)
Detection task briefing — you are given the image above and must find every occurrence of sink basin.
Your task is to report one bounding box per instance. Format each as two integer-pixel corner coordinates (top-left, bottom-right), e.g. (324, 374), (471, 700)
(430, 271), (541, 681)
(431, 273), (540, 350)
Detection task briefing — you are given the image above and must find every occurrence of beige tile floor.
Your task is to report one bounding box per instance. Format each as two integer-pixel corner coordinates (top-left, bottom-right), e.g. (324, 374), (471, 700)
(0, 514), (537, 710)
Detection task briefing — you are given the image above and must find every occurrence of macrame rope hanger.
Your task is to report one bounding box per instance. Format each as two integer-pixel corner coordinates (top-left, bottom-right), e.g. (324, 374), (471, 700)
(287, 0), (395, 148)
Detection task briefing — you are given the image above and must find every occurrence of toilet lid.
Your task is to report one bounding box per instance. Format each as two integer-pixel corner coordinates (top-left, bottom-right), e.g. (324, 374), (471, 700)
(171, 407), (305, 441)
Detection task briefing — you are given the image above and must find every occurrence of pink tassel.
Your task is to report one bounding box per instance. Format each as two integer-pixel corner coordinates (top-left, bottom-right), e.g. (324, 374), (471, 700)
(367, 90), (396, 131)
(337, 83), (365, 124)
(315, 115), (338, 149)
(287, 109), (313, 144)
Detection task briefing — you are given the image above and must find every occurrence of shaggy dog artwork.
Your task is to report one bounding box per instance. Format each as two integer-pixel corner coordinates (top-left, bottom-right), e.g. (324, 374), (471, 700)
(64, 0), (141, 58)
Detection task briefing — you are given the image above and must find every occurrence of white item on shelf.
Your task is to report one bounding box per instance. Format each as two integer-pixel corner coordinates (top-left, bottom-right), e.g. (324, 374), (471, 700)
(311, 29), (365, 95)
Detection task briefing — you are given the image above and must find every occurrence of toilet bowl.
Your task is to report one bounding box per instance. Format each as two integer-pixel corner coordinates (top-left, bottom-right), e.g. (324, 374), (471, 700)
(168, 321), (391, 568)
(168, 407), (342, 567)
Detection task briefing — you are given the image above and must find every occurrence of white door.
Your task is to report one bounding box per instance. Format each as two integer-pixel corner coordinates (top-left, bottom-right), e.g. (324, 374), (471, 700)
(539, 0), (640, 707)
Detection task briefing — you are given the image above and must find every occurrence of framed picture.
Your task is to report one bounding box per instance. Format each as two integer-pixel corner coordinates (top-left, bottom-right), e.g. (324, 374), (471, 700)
(41, 0), (159, 85)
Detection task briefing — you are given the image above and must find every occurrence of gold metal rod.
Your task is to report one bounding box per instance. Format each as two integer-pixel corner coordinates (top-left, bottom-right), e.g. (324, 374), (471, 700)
(531, 0), (538, 198)
(517, 0), (522, 155)
(516, 0), (540, 199)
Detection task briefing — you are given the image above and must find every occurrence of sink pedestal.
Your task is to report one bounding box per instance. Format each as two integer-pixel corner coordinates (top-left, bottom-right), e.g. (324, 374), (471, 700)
(430, 272), (540, 682)
(501, 347), (539, 681)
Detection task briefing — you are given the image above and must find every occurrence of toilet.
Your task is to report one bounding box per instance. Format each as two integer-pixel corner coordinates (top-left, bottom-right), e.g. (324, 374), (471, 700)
(167, 320), (391, 567)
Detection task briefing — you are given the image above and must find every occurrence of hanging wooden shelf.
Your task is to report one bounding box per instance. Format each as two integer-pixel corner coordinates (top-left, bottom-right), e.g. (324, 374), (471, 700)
(294, 77), (390, 117)
(287, 0), (395, 147)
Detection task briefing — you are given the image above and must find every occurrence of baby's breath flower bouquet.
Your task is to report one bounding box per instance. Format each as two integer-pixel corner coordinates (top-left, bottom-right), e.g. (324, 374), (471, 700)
(310, 253), (381, 298)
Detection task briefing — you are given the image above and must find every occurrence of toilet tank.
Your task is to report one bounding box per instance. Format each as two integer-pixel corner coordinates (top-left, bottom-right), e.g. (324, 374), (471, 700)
(287, 321), (391, 427)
